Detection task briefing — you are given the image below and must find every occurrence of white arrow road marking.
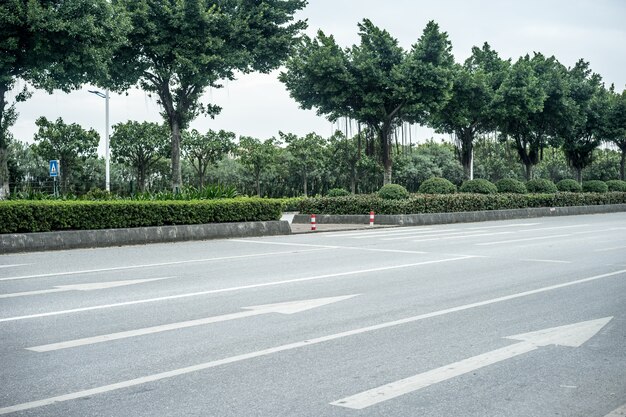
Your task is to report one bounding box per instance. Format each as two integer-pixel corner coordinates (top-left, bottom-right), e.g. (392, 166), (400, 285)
(27, 295), (358, 352)
(0, 278), (171, 299)
(331, 317), (613, 410)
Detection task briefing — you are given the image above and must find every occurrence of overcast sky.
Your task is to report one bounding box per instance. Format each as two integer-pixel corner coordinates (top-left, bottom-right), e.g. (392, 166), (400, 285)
(8, 0), (626, 154)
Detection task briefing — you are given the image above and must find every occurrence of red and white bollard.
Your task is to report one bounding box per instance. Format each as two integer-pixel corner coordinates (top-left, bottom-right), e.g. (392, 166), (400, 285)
(310, 214), (317, 231)
(369, 211), (375, 227)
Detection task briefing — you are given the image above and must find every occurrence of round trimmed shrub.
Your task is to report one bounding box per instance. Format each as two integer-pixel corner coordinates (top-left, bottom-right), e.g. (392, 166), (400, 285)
(378, 184), (409, 200)
(526, 179), (557, 193)
(606, 180), (626, 192)
(418, 177), (456, 194)
(459, 179), (498, 194)
(496, 178), (527, 194)
(582, 180), (608, 193)
(556, 179), (582, 193)
(327, 188), (350, 197)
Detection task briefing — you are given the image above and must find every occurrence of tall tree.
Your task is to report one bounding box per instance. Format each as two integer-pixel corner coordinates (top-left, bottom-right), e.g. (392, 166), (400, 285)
(493, 55), (547, 180)
(237, 136), (279, 197)
(0, 0), (128, 198)
(560, 60), (608, 183)
(32, 117), (99, 193)
(108, 0), (306, 192)
(110, 121), (170, 192)
(429, 42), (509, 178)
(280, 19), (454, 184)
(183, 129), (235, 188)
(282, 132), (326, 197)
(605, 87), (626, 180)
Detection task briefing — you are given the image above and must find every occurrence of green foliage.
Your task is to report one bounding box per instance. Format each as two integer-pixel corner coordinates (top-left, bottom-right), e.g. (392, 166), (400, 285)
(182, 129), (235, 188)
(606, 180), (626, 192)
(283, 132), (326, 197)
(378, 184), (409, 200)
(0, 198), (282, 233)
(556, 179), (582, 192)
(394, 141), (464, 191)
(131, 184), (238, 201)
(327, 188), (350, 197)
(111, 121), (170, 192)
(418, 177), (457, 194)
(526, 178), (557, 193)
(495, 178), (527, 194)
(582, 180), (608, 193)
(299, 193), (626, 215)
(276, 197), (305, 212)
(82, 188), (115, 200)
(459, 179), (498, 194)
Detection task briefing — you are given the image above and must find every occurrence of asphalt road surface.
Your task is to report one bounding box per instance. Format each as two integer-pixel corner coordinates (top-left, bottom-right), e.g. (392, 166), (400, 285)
(1, 212), (625, 417)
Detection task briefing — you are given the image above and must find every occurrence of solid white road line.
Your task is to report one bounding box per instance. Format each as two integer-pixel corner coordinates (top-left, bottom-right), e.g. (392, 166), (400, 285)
(27, 295), (358, 352)
(0, 256), (472, 323)
(603, 403), (626, 417)
(0, 248), (331, 282)
(232, 239), (428, 255)
(410, 231), (514, 243)
(0, 264), (29, 269)
(465, 223), (542, 230)
(594, 245), (626, 252)
(475, 234), (572, 246)
(322, 227), (437, 238)
(1, 269), (624, 415)
(0, 278), (171, 299)
(331, 318), (613, 409)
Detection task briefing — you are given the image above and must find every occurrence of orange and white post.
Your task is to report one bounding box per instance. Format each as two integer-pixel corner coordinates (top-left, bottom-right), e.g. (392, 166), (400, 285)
(369, 211), (375, 227)
(311, 214), (317, 231)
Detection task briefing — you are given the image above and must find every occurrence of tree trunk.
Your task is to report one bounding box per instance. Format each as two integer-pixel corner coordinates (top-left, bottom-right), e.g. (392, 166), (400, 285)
(457, 129), (474, 180)
(303, 171), (308, 197)
(0, 85), (9, 199)
(350, 166), (356, 194)
(524, 163), (532, 181)
(170, 119), (182, 193)
(576, 167), (583, 184)
(620, 149), (625, 181)
(381, 124), (392, 185)
(255, 171), (261, 197)
(138, 166), (146, 192)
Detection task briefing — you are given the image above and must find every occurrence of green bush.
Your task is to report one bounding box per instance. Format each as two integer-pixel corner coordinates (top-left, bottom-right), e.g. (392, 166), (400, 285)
(327, 188), (351, 197)
(526, 179), (558, 193)
(556, 179), (582, 193)
(582, 180), (608, 193)
(459, 179), (498, 194)
(0, 198), (282, 234)
(277, 197), (305, 211)
(606, 180), (626, 192)
(378, 184), (409, 200)
(496, 178), (527, 194)
(298, 193), (626, 215)
(82, 188), (115, 200)
(418, 177), (456, 194)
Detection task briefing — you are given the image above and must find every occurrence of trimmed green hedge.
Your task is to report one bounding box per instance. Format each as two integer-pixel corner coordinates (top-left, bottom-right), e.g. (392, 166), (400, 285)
(378, 184), (409, 200)
(418, 177), (457, 194)
(582, 180), (608, 193)
(607, 180), (626, 192)
(526, 179), (558, 193)
(0, 199), (282, 234)
(557, 179), (582, 192)
(496, 178), (527, 194)
(460, 179), (498, 194)
(299, 192), (626, 215)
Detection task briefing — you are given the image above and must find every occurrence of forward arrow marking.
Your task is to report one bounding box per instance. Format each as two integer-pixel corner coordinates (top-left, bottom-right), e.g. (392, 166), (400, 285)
(331, 317), (613, 410)
(27, 294), (358, 352)
(0, 278), (170, 299)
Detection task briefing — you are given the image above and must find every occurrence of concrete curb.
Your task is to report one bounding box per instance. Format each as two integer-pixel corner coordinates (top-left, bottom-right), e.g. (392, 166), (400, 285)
(0, 221), (291, 254)
(292, 204), (626, 226)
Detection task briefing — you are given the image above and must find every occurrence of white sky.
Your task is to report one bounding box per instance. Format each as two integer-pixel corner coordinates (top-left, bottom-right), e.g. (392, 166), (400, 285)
(8, 0), (626, 155)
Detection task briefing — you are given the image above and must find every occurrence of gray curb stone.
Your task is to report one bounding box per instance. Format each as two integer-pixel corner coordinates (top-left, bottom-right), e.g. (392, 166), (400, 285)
(0, 221), (291, 254)
(292, 204), (626, 225)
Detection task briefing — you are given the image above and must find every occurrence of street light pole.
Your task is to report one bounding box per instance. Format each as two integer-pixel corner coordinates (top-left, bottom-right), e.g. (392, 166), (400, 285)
(89, 89), (110, 192)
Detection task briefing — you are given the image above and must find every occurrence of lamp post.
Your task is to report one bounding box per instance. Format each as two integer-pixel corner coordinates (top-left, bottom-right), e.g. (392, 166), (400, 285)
(88, 89), (110, 192)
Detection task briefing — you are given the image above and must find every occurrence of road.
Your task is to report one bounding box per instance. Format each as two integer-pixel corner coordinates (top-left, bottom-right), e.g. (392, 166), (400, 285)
(1, 212), (625, 417)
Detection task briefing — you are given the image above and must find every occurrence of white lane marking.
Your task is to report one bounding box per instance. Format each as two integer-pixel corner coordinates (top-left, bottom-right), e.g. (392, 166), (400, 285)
(604, 403), (626, 417)
(331, 318), (612, 409)
(0, 278), (171, 299)
(352, 229), (461, 239)
(410, 231), (514, 243)
(1, 270), (624, 415)
(27, 295), (358, 352)
(0, 264), (29, 269)
(383, 230), (482, 241)
(594, 245), (626, 252)
(323, 227), (437, 238)
(232, 240), (428, 255)
(0, 248), (330, 282)
(476, 234), (572, 246)
(466, 223), (542, 230)
(519, 259), (571, 264)
(0, 256), (473, 323)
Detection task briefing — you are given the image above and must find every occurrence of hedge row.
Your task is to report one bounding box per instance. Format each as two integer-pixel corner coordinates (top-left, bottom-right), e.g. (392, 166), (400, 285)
(0, 199), (282, 234)
(299, 192), (626, 215)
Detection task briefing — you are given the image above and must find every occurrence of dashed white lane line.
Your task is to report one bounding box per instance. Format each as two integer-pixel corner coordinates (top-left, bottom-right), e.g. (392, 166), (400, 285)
(231, 239), (428, 255)
(594, 245), (626, 252)
(0, 256), (473, 323)
(0, 248), (330, 282)
(0, 264), (29, 269)
(476, 234), (572, 246)
(1, 267), (624, 415)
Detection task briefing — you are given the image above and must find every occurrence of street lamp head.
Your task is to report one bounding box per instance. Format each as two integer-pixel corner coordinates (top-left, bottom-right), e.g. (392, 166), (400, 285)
(88, 90), (107, 99)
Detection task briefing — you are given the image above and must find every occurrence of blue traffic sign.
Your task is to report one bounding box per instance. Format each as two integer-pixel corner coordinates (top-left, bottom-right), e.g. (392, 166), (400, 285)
(49, 160), (60, 177)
